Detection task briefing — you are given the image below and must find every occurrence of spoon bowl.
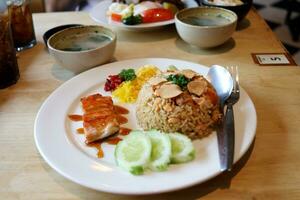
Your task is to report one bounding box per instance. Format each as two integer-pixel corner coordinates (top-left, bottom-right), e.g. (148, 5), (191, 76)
(206, 65), (233, 105)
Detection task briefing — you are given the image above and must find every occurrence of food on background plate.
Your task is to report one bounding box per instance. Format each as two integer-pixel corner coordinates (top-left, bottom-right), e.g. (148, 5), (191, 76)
(107, 0), (184, 25)
(115, 130), (195, 175)
(104, 65), (159, 103)
(136, 68), (222, 139)
(113, 0), (185, 10)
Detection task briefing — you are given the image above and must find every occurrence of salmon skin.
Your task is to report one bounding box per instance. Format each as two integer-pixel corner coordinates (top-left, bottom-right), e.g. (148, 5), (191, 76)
(81, 94), (120, 143)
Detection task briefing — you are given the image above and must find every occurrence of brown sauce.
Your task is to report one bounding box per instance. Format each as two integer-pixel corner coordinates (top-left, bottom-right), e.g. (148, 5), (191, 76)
(87, 141), (104, 158)
(68, 114), (83, 121)
(76, 128), (84, 134)
(114, 105), (129, 114)
(105, 137), (122, 145)
(119, 127), (131, 135)
(117, 115), (128, 124)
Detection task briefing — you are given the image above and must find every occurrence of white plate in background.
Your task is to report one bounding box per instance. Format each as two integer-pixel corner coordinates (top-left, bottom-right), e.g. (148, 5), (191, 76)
(89, 0), (198, 31)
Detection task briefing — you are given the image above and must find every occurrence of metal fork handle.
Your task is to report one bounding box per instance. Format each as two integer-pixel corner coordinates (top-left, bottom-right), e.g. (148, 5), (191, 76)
(223, 103), (235, 171)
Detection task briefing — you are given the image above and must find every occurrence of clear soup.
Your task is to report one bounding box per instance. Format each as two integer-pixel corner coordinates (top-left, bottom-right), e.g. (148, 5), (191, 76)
(56, 33), (112, 51)
(181, 14), (231, 26)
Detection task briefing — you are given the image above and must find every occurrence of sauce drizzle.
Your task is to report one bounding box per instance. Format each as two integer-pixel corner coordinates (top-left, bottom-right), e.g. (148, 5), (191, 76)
(119, 127), (131, 135)
(106, 137), (122, 145)
(117, 115), (128, 124)
(68, 114), (83, 121)
(114, 105), (129, 114)
(76, 128), (84, 134)
(87, 141), (104, 158)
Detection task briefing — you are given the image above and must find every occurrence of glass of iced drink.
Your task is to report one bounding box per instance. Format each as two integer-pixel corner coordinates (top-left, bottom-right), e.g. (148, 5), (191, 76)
(0, 11), (20, 89)
(7, 0), (36, 51)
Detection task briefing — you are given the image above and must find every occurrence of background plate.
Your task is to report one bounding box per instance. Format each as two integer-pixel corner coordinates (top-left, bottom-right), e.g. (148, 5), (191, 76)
(89, 0), (198, 31)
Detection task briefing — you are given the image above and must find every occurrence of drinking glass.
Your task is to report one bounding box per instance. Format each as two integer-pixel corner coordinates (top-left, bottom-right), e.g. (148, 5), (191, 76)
(7, 0), (36, 51)
(0, 11), (20, 89)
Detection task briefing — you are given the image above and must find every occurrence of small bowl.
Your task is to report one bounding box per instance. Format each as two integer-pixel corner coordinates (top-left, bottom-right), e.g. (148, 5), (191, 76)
(43, 24), (82, 47)
(175, 7), (237, 48)
(201, 0), (252, 21)
(48, 25), (116, 73)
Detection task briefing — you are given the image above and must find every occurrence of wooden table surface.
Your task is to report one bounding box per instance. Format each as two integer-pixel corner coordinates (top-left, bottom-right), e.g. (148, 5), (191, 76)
(1, 9), (300, 200)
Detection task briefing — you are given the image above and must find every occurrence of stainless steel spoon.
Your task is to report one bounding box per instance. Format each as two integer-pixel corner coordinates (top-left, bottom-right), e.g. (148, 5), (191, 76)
(206, 65), (233, 107)
(206, 65), (233, 172)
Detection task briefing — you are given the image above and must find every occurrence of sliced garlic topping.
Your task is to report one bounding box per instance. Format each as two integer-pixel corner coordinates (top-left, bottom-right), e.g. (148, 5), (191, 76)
(156, 84), (182, 99)
(187, 79), (207, 96)
(148, 76), (167, 86)
(180, 69), (198, 79)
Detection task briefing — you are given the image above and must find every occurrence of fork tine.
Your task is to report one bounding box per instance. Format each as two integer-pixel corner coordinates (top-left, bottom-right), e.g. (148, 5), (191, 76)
(234, 66), (239, 92)
(235, 66), (239, 84)
(229, 66), (236, 91)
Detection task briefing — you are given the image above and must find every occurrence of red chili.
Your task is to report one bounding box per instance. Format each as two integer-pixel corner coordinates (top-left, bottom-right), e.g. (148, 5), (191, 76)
(104, 75), (123, 92)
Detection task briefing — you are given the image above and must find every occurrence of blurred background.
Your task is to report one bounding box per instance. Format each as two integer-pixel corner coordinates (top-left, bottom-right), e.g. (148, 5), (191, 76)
(1, 0), (299, 64)
(253, 0), (300, 64)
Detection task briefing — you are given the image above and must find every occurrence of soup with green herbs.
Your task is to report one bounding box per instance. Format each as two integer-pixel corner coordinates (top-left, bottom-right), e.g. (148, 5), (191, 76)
(181, 14), (231, 26)
(56, 33), (112, 51)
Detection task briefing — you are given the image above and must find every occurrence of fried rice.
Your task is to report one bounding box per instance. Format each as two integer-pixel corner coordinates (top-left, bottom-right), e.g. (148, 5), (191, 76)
(135, 71), (222, 139)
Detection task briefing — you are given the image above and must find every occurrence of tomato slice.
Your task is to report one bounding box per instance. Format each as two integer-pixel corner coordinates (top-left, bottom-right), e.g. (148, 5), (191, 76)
(142, 8), (174, 23)
(111, 13), (122, 22)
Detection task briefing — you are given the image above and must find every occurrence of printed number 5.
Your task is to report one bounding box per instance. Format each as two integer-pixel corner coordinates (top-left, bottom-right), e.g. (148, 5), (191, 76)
(271, 57), (281, 61)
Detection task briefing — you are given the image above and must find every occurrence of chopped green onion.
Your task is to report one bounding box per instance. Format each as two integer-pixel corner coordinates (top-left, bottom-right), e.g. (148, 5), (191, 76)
(167, 74), (189, 89)
(118, 68), (136, 81)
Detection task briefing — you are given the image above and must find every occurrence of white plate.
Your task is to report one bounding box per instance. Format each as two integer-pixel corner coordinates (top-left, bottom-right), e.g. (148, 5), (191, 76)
(34, 58), (256, 195)
(89, 0), (198, 31)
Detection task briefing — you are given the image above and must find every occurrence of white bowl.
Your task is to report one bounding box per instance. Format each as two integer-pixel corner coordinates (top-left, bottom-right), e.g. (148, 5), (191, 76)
(48, 25), (116, 73)
(175, 7), (237, 48)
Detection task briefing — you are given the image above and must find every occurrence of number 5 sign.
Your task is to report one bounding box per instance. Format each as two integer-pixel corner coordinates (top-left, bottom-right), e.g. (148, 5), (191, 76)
(252, 53), (297, 66)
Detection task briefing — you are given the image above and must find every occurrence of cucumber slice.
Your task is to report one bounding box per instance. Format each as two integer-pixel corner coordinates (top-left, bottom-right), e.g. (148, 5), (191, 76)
(115, 131), (151, 175)
(146, 130), (172, 171)
(169, 132), (195, 163)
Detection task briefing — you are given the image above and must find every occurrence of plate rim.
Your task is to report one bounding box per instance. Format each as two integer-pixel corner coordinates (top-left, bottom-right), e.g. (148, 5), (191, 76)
(34, 57), (257, 195)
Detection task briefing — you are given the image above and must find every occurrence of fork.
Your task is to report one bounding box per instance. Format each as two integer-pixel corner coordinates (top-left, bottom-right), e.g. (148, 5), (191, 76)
(222, 66), (240, 171)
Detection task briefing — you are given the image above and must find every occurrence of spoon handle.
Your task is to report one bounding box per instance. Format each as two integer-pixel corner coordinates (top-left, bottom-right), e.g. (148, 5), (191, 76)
(222, 104), (235, 171)
(217, 103), (235, 172)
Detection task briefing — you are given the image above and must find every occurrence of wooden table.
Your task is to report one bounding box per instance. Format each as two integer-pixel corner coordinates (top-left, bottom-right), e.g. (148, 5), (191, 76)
(1, 9), (300, 200)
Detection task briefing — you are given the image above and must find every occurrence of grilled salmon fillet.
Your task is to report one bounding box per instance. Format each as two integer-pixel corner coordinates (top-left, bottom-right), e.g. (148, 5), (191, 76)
(81, 94), (120, 143)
